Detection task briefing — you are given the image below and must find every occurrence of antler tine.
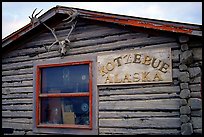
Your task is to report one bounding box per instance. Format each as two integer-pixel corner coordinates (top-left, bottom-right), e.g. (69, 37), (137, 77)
(42, 23), (59, 42)
(43, 40), (59, 52)
(34, 9), (43, 18)
(66, 21), (77, 40)
(63, 9), (78, 22)
(47, 41), (59, 51)
(32, 8), (37, 18)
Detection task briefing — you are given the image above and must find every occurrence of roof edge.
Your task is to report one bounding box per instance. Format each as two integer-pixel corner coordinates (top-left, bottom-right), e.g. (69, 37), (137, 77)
(2, 6), (202, 48)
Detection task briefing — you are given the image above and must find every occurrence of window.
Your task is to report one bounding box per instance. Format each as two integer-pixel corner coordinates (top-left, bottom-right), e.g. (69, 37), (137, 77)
(33, 56), (98, 135)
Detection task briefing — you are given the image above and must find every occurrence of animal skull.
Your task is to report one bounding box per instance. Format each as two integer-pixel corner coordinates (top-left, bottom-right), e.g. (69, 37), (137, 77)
(59, 40), (69, 55)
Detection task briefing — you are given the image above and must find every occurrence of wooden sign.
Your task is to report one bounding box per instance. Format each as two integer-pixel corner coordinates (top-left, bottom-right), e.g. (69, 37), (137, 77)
(97, 48), (172, 85)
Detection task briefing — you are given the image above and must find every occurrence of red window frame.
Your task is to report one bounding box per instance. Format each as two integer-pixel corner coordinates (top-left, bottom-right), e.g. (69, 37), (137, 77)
(35, 61), (92, 129)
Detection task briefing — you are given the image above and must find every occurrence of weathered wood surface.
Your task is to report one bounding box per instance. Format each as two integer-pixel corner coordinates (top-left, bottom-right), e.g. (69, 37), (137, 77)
(99, 117), (181, 128)
(189, 84), (201, 92)
(2, 68), (33, 76)
(2, 99), (33, 105)
(191, 110), (202, 117)
(2, 118), (32, 124)
(2, 60), (33, 71)
(3, 121), (32, 130)
(99, 111), (180, 118)
(2, 74), (33, 82)
(2, 93), (33, 99)
(2, 111), (32, 118)
(191, 117), (202, 129)
(190, 76), (201, 84)
(2, 104), (33, 111)
(2, 87), (33, 94)
(2, 35), (176, 63)
(192, 48), (202, 61)
(99, 128), (180, 135)
(2, 81), (33, 88)
(190, 92), (202, 98)
(30, 26), (129, 43)
(171, 50), (180, 62)
(2, 13), (202, 135)
(99, 99), (180, 111)
(99, 93), (179, 101)
(2, 32), (148, 63)
(99, 86), (180, 95)
(68, 37), (176, 55)
(2, 42), (178, 65)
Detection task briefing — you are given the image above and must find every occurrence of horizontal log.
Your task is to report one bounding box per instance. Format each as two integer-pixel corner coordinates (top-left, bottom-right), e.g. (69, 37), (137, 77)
(2, 81), (33, 88)
(2, 104), (33, 111)
(99, 93), (179, 101)
(99, 111), (180, 118)
(36, 24), (115, 41)
(68, 37), (176, 55)
(192, 48), (202, 61)
(99, 99), (180, 111)
(99, 86), (180, 96)
(2, 111), (32, 118)
(191, 117), (202, 129)
(2, 87), (33, 94)
(25, 131), (35, 135)
(70, 32), (148, 48)
(190, 76), (201, 84)
(2, 74), (33, 82)
(2, 60), (33, 71)
(71, 42), (177, 57)
(2, 68), (33, 76)
(191, 110), (202, 117)
(13, 130), (26, 135)
(190, 92), (202, 98)
(2, 99), (33, 105)
(2, 118), (32, 124)
(99, 117), (181, 128)
(189, 84), (201, 92)
(99, 128), (180, 135)
(3, 51), (61, 65)
(47, 26), (128, 42)
(193, 129), (202, 134)
(2, 93), (33, 99)
(2, 121), (32, 130)
(98, 82), (171, 89)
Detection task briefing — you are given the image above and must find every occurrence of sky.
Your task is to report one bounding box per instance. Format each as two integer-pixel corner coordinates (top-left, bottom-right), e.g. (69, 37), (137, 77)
(2, 2), (202, 39)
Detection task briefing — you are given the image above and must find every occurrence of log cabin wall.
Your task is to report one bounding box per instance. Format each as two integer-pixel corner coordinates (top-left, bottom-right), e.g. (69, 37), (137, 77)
(2, 18), (202, 135)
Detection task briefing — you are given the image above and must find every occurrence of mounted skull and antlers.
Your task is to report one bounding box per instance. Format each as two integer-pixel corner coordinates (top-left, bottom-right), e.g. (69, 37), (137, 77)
(29, 8), (78, 56)
(42, 21), (77, 56)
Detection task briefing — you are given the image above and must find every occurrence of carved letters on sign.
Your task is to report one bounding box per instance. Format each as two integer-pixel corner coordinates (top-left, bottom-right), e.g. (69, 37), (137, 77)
(97, 48), (172, 85)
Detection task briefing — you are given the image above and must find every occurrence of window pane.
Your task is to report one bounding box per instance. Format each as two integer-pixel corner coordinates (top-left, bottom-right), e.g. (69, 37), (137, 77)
(40, 97), (89, 125)
(41, 64), (89, 93)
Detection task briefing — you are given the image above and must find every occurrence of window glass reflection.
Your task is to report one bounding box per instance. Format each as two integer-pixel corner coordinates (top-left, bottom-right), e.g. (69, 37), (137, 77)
(41, 97), (89, 125)
(41, 64), (89, 93)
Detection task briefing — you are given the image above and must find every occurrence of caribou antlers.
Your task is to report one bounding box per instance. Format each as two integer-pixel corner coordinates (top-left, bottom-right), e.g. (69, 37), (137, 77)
(41, 9), (78, 56)
(42, 21), (77, 56)
(29, 8), (43, 27)
(29, 8), (78, 56)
